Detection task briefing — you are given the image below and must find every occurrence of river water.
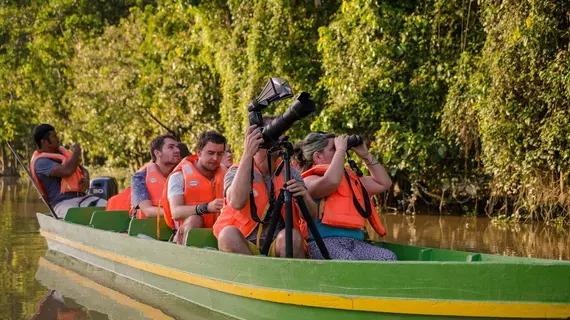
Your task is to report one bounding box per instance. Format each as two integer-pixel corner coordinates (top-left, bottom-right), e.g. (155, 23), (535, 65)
(0, 177), (568, 319)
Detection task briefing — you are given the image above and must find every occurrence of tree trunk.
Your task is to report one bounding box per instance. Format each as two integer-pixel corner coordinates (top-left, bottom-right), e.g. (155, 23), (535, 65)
(0, 178), (4, 202)
(1, 144), (6, 175)
(1, 144), (21, 177)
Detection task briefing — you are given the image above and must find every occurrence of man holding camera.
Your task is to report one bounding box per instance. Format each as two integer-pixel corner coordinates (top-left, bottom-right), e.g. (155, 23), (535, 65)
(213, 118), (318, 258)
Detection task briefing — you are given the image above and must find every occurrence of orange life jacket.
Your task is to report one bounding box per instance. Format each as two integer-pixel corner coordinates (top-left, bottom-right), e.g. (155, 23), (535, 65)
(213, 164), (307, 239)
(301, 164), (386, 237)
(105, 186), (133, 212)
(134, 163), (167, 219)
(104, 162), (163, 217)
(30, 147), (85, 198)
(162, 156), (225, 229)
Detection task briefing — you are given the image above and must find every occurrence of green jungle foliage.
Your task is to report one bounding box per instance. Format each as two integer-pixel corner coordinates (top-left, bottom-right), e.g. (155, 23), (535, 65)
(1, 0), (568, 221)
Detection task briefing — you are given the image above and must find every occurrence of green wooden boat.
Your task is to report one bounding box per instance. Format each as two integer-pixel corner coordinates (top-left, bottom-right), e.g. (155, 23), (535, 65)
(37, 209), (570, 319)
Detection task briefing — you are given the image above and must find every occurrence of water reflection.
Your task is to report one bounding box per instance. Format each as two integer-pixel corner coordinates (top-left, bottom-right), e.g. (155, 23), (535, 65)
(0, 178), (50, 320)
(31, 290), (108, 320)
(35, 256), (172, 320)
(380, 214), (570, 260)
(36, 250), (231, 320)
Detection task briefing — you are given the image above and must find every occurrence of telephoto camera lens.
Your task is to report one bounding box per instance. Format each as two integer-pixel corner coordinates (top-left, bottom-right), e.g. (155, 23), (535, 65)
(261, 92), (316, 148)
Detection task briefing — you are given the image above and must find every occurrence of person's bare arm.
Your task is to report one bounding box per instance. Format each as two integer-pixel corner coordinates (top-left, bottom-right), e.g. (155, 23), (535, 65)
(304, 136), (348, 200)
(170, 196), (223, 220)
(353, 144), (392, 195)
(170, 194), (197, 220)
(49, 143), (81, 177)
(226, 125), (264, 209)
(137, 200), (165, 218)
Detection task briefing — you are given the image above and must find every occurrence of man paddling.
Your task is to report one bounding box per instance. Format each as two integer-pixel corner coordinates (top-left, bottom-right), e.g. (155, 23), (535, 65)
(30, 124), (107, 218)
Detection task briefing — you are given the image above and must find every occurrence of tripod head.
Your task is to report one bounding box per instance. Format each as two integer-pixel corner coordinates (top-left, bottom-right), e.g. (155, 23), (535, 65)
(265, 136), (294, 178)
(266, 136), (293, 158)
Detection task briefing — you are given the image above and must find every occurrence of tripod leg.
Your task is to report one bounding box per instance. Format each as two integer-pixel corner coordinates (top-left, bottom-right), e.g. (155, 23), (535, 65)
(295, 196), (331, 259)
(260, 194), (284, 255)
(284, 190), (294, 258)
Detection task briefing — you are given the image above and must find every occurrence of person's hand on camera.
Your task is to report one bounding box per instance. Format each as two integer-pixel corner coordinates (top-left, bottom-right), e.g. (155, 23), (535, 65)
(207, 198), (224, 213)
(243, 125), (264, 158)
(334, 135), (348, 154)
(285, 179), (307, 197)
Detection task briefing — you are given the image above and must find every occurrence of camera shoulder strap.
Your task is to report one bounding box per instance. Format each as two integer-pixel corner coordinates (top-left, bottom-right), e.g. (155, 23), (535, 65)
(249, 160), (277, 224)
(249, 162), (262, 223)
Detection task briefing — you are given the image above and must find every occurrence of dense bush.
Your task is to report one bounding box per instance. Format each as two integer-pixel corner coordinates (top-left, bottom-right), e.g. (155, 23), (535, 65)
(1, 0), (568, 221)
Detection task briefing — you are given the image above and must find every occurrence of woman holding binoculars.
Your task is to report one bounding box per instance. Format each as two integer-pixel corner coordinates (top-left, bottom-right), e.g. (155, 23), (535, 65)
(294, 132), (397, 260)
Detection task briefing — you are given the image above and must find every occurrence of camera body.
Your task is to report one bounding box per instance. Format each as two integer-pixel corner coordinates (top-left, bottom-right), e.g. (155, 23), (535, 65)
(247, 99), (266, 128)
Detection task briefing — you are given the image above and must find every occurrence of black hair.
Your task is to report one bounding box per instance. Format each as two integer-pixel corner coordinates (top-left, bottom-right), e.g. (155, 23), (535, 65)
(32, 124), (55, 148)
(196, 131), (226, 150)
(150, 134), (180, 162)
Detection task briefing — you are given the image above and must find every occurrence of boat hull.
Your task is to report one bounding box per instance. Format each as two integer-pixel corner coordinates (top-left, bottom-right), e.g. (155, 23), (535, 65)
(37, 213), (570, 319)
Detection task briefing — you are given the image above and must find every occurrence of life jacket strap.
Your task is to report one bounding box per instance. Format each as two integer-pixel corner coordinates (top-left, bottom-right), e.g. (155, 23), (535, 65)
(343, 169), (373, 218)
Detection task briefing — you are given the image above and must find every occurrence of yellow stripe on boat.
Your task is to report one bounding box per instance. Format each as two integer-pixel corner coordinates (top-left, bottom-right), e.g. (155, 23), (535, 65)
(40, 229), (570, 319)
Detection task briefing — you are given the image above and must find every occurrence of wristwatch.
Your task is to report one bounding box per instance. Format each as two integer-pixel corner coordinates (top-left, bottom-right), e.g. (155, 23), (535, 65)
(196, 202), (209, 216)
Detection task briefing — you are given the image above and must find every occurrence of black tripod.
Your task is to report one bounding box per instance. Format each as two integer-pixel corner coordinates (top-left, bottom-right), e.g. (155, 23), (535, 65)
(249, 139), (330, 259)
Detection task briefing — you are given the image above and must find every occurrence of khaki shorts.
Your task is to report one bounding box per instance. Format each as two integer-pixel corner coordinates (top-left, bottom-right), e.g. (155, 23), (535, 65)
(247, 240), (278, 256)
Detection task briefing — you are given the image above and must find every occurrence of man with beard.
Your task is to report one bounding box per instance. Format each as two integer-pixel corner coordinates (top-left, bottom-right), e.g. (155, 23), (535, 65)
(130, 134), (181, 218)
(162, 131), (227, 244)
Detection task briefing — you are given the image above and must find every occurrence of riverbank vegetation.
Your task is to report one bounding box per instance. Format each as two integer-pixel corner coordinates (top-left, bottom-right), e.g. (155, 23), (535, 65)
(1, 0), (568, 223)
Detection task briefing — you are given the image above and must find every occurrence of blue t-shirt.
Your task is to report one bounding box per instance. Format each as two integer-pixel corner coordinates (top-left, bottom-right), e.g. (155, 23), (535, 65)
(308, 199), (365, 241)
(130, 170), (150, 218)
(33, 158), (80, 206)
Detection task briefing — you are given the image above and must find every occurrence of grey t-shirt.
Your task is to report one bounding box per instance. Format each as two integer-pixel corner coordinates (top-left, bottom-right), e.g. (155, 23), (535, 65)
(34, 158), (81, 206)
(224, 166), (305, 244)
